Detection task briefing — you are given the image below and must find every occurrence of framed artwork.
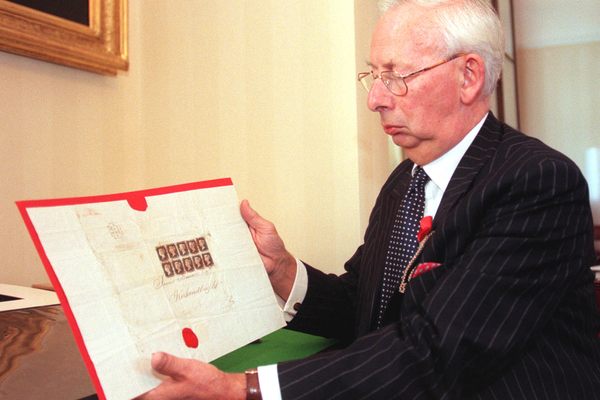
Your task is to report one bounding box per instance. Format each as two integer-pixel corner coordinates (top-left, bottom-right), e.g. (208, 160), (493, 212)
(0, 0), (128, 75)
(492, 0), (520, 128)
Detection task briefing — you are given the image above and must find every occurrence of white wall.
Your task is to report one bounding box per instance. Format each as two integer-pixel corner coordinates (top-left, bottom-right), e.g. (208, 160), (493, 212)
(516, 42), (600, 223)
(514, 2), (600, 225)
(0, 1), (390, 287)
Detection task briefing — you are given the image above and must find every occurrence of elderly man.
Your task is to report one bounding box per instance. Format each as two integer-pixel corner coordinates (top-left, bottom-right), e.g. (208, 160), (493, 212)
(141, 0), (600, 399)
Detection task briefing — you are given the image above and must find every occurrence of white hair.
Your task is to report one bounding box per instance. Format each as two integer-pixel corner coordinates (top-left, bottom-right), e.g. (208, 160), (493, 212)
(377, 0), (504, 96)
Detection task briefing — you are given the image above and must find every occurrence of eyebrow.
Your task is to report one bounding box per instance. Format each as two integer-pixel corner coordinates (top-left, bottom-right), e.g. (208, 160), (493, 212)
(365, 60), (401, 71)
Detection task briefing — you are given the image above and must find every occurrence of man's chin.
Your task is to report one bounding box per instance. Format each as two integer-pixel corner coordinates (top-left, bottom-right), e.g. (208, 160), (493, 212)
(390, 133), (419, 149)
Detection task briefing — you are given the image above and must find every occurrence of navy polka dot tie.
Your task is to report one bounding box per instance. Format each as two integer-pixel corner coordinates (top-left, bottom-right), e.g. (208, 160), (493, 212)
(377, 166), (429, 328)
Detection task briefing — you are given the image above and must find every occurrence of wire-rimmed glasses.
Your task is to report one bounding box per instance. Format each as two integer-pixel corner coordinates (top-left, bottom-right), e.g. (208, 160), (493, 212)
(357, 53), (465, 96)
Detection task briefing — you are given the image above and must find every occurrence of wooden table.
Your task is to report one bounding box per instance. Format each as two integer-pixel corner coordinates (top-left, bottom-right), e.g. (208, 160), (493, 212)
(0, 305), (96, 399)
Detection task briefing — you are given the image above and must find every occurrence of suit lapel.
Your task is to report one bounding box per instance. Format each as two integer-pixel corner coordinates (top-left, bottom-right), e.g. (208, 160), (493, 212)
(389, 161), (414, 200)
(433, 114), (503, 228)
(357, 160), (413, 335)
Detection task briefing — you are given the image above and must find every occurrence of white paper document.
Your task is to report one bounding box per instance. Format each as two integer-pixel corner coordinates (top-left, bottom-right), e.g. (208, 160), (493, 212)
(17, 179), (285, 400)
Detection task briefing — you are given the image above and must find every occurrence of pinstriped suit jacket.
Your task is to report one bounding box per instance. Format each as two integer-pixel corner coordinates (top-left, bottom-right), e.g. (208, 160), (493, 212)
(280, 114), (600, 399)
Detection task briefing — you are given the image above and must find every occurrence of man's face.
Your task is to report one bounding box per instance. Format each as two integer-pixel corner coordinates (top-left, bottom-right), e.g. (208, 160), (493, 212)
(367, 6), (467, 165)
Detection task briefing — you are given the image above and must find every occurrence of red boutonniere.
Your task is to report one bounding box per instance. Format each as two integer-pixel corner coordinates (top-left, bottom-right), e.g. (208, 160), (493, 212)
(417, 216), (433, 242)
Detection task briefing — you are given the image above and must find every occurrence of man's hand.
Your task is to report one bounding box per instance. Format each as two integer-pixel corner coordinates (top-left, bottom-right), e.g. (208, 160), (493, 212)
(240, 200), (297, 300)
(136, 352), (245, 400)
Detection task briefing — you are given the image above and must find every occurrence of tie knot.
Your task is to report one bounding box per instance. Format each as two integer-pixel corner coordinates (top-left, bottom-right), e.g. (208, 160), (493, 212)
(410, 166), (429, 191)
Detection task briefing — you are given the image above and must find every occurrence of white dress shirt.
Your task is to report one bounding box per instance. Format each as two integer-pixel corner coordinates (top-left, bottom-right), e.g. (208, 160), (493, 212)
(257, 114), (487, 399)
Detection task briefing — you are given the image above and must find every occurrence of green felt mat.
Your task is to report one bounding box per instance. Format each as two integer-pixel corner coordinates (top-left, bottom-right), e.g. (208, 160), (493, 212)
(211, 328), (337, 372)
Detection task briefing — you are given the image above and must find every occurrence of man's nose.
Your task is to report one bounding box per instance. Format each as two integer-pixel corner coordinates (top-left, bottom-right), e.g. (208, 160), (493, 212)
(367, 79), (392, 112)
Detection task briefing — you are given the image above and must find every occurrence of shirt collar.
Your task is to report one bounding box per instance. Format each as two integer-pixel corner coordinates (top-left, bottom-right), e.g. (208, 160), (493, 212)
(415, 113), (487, 192)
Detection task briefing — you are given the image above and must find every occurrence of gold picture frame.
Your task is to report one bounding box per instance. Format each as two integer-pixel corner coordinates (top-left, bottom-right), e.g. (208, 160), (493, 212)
(0, 0), (128, 75)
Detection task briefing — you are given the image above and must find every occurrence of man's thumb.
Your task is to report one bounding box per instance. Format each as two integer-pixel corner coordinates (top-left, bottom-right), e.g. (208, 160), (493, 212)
(151, 352), (184, 379)
(240, 200), (261, 227)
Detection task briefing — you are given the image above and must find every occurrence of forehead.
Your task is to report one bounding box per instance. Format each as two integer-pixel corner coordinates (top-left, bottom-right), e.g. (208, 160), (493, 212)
(369, 5), (442, 69)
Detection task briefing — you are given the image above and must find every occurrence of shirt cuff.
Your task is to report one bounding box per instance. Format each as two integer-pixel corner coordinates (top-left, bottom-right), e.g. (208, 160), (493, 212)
(258, 261), (307, 399)
(257, 364), (282, 400)
(275, 258), (308, 322)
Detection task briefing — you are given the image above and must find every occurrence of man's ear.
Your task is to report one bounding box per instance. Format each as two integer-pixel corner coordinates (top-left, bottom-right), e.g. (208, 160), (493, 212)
(459, 54), (486, 105)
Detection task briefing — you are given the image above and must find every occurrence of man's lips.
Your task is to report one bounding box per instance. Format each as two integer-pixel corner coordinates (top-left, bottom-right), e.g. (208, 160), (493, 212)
(382, 125), (405, 135)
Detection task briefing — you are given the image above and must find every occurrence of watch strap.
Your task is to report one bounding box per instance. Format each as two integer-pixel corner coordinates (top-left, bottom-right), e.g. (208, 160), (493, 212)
(245, 368), (262, 400)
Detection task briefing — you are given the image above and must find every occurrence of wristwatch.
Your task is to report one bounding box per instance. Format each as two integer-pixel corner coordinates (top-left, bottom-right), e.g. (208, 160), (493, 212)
(245, 368), (262, 400)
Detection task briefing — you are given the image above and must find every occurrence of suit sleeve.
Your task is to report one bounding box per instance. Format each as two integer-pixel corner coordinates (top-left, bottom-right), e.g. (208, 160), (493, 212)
(284, 248), (362, 343)
(276, 153), (598, 399)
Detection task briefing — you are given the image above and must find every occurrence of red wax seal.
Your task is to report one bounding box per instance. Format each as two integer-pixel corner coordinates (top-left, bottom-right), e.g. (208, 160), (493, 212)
(126, 195), (148, 212)
(182, 328), (199, 348)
